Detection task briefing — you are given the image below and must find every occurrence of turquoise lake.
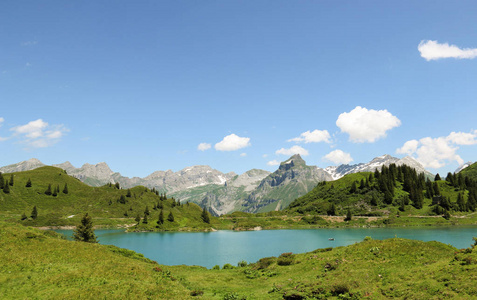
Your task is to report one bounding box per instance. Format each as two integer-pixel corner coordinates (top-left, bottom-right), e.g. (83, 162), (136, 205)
(55, 227), (477, 268)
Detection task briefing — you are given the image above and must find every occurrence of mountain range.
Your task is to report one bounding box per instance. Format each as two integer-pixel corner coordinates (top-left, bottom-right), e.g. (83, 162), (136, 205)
(0, 154), (438, 215)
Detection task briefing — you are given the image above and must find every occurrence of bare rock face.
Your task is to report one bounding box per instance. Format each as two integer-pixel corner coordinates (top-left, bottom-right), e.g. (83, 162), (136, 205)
(0, 158), (45, 173)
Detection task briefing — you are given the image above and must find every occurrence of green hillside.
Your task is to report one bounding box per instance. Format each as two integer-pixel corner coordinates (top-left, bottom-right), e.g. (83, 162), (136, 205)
(2, 221), (477, 299)
(0, 166), (221, 230)
(287, 164), (477, 221)
(460, 162), (477, 180)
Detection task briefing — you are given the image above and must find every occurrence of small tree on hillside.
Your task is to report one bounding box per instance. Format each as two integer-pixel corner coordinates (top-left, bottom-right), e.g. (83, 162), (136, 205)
(344, 208), (352, 222)
(0, 173), (4, 189)
(31, 206), (38, 219)
(73, 213), (98, 243)
(9, 174), (14, 186)
(434, 173), (441, 181)
(135, 214), (141, 224)
(201, 207), (210, 224)
(63, 183), (68, 194)
(126, 189), (132, 197)
(167, 211), (174, 222)
(158, 209), (164, 225)
(45, 184), (52, 195)
(3, 181), (10, 194)
(26, 178), (32, 188)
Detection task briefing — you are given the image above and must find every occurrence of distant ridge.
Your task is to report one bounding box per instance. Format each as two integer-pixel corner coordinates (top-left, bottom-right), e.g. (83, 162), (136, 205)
(0, 154), (436, 214)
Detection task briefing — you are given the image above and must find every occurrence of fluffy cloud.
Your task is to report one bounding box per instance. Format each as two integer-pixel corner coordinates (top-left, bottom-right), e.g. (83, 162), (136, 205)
(197, 143), (211, 151)
(418, 40), (477, 61)
(336, 106), (401, 143)
(323, 150), (353, 165)
(215, 134), (251, 151)
(288, 129), (331, 143)
(275, 145), (309, 156)
(10, 119), (68, 148)
(267, 160), (280, 166)
(396, 130), (477, 169)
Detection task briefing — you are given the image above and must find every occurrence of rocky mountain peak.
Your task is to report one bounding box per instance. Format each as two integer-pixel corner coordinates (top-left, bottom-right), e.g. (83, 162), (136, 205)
(279, 154), (306, 170)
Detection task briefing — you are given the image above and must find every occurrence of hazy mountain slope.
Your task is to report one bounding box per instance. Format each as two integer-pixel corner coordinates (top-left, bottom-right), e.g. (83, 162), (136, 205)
(0, 158), (45, 173)
(170, 169), (271, 216)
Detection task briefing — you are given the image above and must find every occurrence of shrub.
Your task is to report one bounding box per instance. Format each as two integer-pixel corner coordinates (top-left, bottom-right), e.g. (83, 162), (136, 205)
(223, 263), (235, 269)
(237, 260), (248, 267)
(212, 265), (220, 270)
(190, 290), (204, 296)
(223, 292), (246, 300)
(363, 236), (373, 242)
(256, 257), (276, 269)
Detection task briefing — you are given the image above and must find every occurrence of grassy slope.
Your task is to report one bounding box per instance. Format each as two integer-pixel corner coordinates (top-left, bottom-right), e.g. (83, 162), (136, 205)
(0, 222), (192, 299)
(0, 167), (219, 230)
(460, 162), (477, 180)
(2, 221), (477, 299)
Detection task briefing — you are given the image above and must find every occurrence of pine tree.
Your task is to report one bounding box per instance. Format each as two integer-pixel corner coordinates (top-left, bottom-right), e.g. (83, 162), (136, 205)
(142, 213), (148, 224)
(457, 193), (466, 212)
(21, 213), (28, 220)
(45, 184), (52, 195)
(167, 211), (174, 222)
(0, 173), (4, 189)
(31, 206), (38, 219)
(144, 206), (150, 215)
(434, 173), (441, 181)
(158, 209), (164, 225)
(344, 208), (352, 221)
(327, 203), (337, 216)
(63, 183), (68, 194)
(26, 178), (32, 188)
(126, 189), (132, 197)
(73, 213), (98, 243)
(115, 182), (120, 189)
(201, 207), (210, 223)
(118, 195), (127, 204)
(135, 214), (141, 224)
(3, 181), (10, 194)
(9, 174), (14, 186)
(350, 181), (357, 194)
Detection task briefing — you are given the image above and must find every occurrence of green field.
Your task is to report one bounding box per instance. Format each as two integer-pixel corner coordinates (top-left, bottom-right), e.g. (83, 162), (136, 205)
(1, 221), (477, 299)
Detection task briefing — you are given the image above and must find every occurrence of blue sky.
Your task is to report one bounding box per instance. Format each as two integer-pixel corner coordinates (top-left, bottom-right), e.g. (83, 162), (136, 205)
(1, 1), (477, 177)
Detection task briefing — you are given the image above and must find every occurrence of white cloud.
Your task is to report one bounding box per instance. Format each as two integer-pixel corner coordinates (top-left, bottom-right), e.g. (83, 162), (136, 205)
(10, 119), (68, 148)
(396, 140), (419, 155)
(275, 145), (309, 156)
(288, 129), (331, 144)
(396, 131), (477, 169)
(267, 160), (280, 166)
(447, 131), (477, 145)
(336, 106), (401, 143)
(12, 119), (48, 139)
(197, 143), (211, 151)
(418, 40), (477, 61)
(323, 150), (353, 165)
(240, 153), (247, 157)
(215, 134), (251, 151)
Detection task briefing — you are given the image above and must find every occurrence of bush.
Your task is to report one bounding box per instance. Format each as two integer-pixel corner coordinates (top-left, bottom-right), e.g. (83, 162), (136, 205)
(256, 257), (276, 269)
(223, 263), (235, 269)
(237, 260), (248, 267)
(212, 265), (220, 270)
(223, 292), (247, 300)
(190, 290), (204, 296)
(363, 236), (373, 242)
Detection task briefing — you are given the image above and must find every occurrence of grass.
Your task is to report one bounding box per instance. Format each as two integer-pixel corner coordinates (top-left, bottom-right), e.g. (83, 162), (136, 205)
(2, 221), (477, 299)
